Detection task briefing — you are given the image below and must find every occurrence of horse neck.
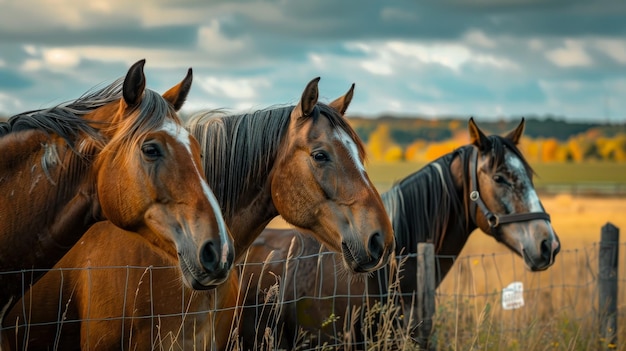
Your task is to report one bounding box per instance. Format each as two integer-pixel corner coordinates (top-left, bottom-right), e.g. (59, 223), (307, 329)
(0, 133), (100, 314)
(383, 150), (476, 257)
(2, 133), (100, 259)
(189, 108), (292, 261)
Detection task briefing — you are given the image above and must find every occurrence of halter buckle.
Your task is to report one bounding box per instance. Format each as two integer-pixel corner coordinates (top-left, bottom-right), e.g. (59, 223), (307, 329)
(488, 214), (500, 228)
(470, 191), (479, 202)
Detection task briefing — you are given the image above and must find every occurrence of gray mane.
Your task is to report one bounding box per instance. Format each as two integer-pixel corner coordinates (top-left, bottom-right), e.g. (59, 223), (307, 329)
(186, 105), (293, 219)
(382, 149), (466, 255)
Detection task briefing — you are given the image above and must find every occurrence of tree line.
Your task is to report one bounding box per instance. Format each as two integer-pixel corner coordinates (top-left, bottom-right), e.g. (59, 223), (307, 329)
(349, 116), (626, 163)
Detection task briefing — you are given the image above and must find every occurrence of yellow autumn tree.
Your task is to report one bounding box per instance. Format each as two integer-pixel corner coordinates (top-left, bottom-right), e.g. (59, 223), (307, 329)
(519, 138), (540, 163)
(596, 136), (626, 161)
(614, 134), (626, 162)
(384, 145), (404, 162)
(541, 138), (559, 162)
(567, 138), (585, 162)
(367, 123), (402, 162)
(405, 140), (427, 162)
(424, 141), (460, 162)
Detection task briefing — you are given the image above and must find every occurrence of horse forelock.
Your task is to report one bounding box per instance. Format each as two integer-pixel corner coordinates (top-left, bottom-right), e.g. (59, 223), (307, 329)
(100, 89), (180, 166)
(486, 135), (534, 178)
(186, 106), (292, 219)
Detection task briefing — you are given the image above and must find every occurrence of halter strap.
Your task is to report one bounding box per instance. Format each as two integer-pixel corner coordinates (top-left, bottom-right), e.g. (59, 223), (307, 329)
(468, 147), (551, 237)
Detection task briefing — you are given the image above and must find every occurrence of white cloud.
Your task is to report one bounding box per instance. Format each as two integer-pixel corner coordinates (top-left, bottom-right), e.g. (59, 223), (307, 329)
(195, 76), (271, 100)
(197, 20), (247, 56)
(18, 47), (80, 72)
(361, 59), (394, 75)
(16, 45), (225, 71)
(387, 41), (472, 71)
(595, 38), (626, 64)
(546, 40), (593, 67)
(20, 59), (43, 72)
(42, 49), (81, 69)
(348, 40), (518, 73)
(23, 45), (39, 56)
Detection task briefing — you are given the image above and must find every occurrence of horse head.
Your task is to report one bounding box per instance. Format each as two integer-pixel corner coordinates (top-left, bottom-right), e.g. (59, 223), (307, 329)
(467, 118), (560, 271)
(270, 78), (395, 273)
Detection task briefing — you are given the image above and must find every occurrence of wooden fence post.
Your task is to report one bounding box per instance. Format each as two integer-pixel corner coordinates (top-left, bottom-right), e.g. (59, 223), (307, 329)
(417, 243), (436, 350)
(598, 222), (619, 349)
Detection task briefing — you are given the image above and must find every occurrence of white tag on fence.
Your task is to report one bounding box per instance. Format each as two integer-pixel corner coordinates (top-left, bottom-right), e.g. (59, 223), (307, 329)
(502, 281), (524, 310)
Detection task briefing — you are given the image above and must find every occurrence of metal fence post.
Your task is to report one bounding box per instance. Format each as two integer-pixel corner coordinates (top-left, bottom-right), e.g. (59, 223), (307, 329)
(598, 222), (619, 349)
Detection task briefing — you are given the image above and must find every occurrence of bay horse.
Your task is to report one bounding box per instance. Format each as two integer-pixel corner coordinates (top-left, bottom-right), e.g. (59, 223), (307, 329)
(0, 59), (232, 339)
(3, 78), (394, 350)
(237, 118), (562, 350)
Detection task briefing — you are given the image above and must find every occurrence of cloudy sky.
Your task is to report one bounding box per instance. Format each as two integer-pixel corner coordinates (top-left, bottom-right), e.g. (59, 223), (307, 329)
(1, 0), (625, 122)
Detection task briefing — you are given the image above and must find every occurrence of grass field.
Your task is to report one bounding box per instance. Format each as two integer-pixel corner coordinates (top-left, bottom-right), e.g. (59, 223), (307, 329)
(364, 161), (626, 192)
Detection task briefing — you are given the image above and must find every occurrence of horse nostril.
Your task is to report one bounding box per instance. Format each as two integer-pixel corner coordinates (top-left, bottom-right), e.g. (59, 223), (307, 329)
(368, 231), (385, 263)
(199, 240), (220, 272)
(541, 239), (552, 262)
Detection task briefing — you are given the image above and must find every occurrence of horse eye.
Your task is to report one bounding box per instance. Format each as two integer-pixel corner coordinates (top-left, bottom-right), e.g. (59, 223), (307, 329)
(493, 174), (508, 185)
(142, 143), (162, 159)
(312, 151), (329, 163)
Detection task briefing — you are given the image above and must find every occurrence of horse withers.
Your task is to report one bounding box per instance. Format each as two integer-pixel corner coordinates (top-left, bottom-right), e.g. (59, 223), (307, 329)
(4, 78), (394, 350)
(238, 118), (561, 350)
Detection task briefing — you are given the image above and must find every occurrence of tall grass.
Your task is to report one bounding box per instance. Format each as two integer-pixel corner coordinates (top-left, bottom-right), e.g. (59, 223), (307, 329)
(223, 244), (625, 350)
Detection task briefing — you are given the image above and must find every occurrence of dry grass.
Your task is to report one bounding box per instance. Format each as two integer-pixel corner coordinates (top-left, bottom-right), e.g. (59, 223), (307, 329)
(264, 195), (626, 350)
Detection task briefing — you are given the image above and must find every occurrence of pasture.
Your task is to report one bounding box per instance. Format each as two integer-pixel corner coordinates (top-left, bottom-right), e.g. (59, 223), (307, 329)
(265, 161), (626, 350)
(364, 161), (626, 193)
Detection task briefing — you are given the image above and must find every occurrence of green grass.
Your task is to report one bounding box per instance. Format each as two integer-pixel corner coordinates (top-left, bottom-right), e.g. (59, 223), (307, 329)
(366, 161), (626, 192)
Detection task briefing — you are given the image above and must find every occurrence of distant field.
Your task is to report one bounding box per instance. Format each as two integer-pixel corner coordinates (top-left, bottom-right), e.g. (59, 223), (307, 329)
(366, 161), (626, 192)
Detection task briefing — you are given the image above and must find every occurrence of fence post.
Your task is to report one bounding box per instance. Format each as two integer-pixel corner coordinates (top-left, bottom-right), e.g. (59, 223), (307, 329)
(598, 222), (619, 349)
(416, 243), (436, 350)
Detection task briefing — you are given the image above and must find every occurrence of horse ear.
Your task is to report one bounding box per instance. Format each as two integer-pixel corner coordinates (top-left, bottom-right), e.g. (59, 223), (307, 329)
(468, 117), (491, 151)
(163, 68), (193, 111)
(122, 59), (146, 107)
(293, 77), (320, 118)
(328, 83), (355, 116)
(505, 118), (525, 145)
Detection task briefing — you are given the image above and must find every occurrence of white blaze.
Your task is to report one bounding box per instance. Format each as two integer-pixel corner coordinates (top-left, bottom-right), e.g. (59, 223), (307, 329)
(334, 129), (371, 187)
(161, 120), (230, 261)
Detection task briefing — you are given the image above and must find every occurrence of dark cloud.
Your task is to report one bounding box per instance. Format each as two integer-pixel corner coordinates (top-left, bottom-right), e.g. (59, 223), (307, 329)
(0, 25), (198, 48)
(213, 0), (626, 42)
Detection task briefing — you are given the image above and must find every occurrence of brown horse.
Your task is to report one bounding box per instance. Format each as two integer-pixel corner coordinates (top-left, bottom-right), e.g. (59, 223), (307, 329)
(3, 78), (394, 350)
(0, 59), (232, 336)
(238, 118), (562, 350)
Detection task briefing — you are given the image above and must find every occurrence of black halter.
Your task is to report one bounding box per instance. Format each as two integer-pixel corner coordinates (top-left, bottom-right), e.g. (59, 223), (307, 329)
(468, 147), (551, 238)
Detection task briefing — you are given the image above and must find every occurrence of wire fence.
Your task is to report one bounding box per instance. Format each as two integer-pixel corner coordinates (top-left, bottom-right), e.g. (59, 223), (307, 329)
(1, 227), (624, 350)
